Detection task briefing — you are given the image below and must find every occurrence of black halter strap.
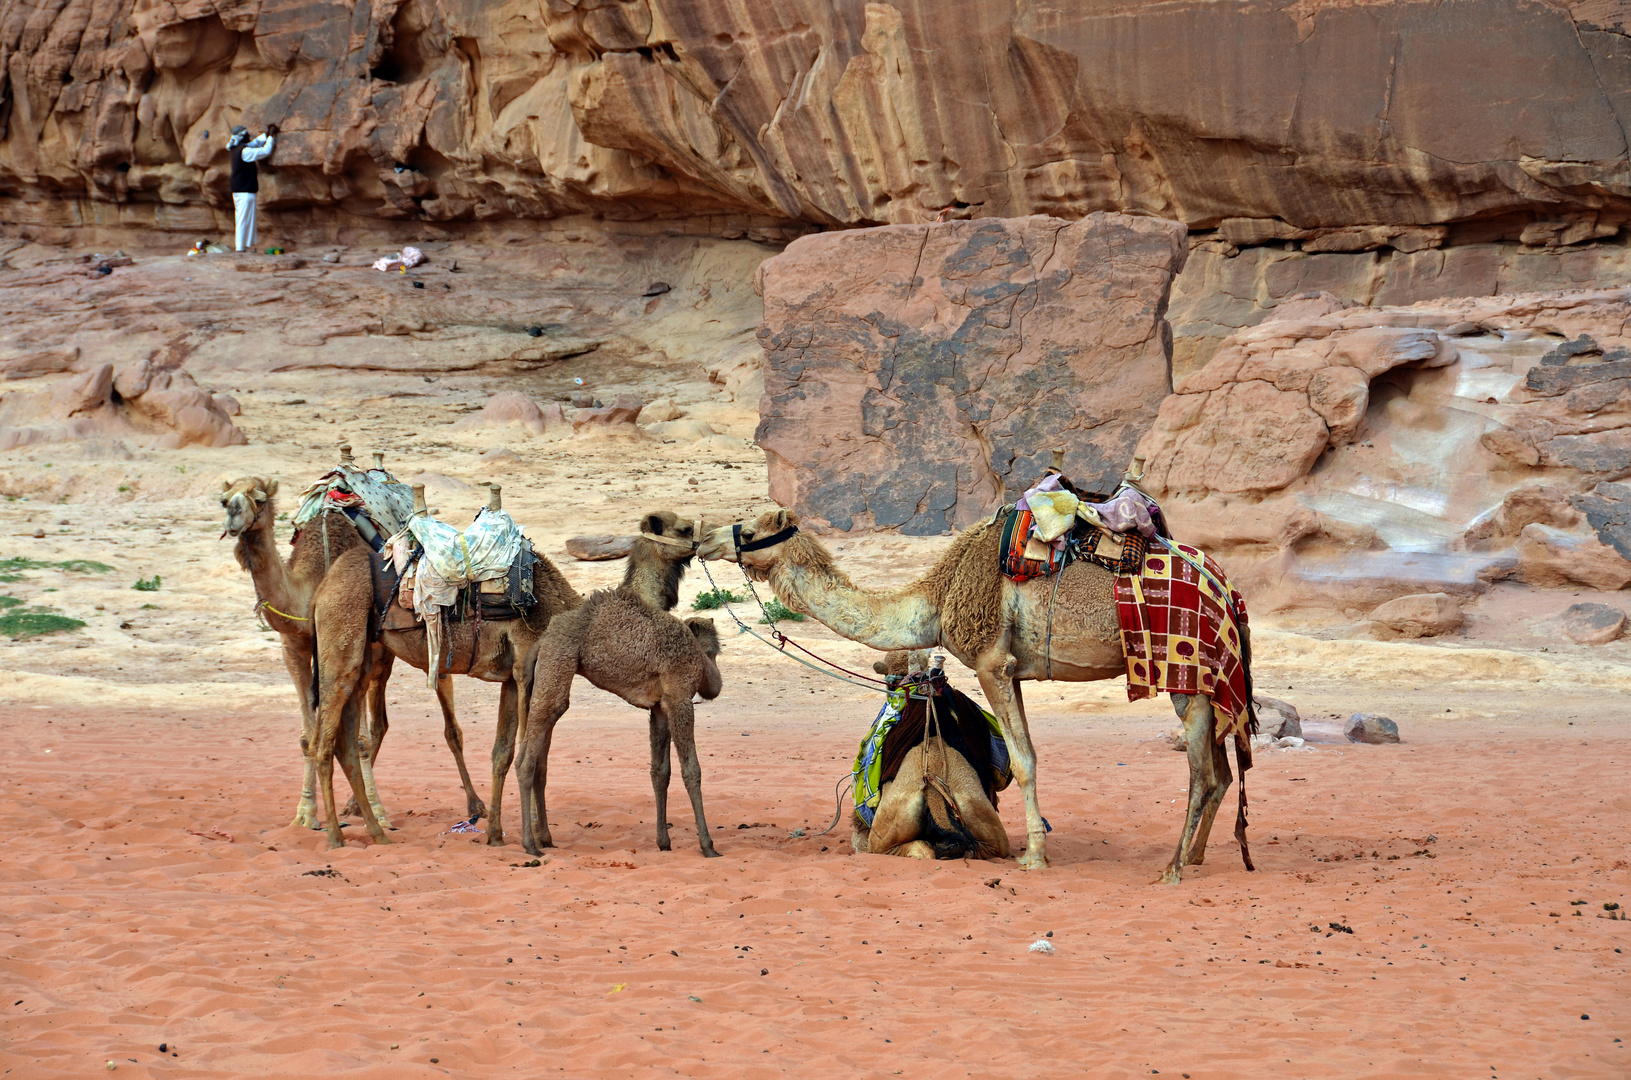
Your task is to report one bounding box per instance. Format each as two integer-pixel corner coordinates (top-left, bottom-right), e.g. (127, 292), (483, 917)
(734, 522), (799, 554)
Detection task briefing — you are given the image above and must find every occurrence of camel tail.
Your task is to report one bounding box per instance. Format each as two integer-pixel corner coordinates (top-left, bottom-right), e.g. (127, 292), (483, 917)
(1234, 618), (1256, 872)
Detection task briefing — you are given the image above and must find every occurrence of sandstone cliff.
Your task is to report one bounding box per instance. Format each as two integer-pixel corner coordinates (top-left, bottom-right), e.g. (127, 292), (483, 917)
(3, 0), (1629, 249)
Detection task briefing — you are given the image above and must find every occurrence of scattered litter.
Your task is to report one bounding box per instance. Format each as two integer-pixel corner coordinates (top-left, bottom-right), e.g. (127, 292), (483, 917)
(264, 247), (284, 255)
(688, 995), (702, 1003)
(1028, 939), (1056, 955)
(371, 246), (424, 272)
(787, 827), (805, 838)
(183, 827), (234, 843)
(608, 983), (627, 994)
(448, 817), (483, 834)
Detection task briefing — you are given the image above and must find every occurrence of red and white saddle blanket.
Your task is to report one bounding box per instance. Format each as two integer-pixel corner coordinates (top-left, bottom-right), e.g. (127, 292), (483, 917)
(1114, 542), (1254, 746)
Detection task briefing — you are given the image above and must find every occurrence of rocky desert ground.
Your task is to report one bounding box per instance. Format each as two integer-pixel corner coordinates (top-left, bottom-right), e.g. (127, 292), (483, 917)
(0, 233), (1625, 1079)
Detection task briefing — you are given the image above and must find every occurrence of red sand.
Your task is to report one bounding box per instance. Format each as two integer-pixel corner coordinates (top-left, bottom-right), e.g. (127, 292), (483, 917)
(2, 682), (1626, 1079)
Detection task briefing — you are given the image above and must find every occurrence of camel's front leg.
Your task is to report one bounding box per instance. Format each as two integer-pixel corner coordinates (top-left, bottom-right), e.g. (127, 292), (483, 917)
(486, 678), (519, 847)
(1161, 693), (1221, 883)
(516, 656), (570, 857)
(336, 694), (390, 845)
(434, 676), (485, 820)
(1186, 723), (1233, 867)
(666, 696), (720, 858)
(649, 704), (674, 851)
(280, 639), (320, 829)
(977, 657), (1048, 869)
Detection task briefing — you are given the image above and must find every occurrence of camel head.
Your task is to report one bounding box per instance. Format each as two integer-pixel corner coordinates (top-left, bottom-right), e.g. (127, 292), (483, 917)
(638, 510), (700, 556)
(219, 476), (278, 539)
(697, 508), (800, 578)
(871, 649), (932, 679)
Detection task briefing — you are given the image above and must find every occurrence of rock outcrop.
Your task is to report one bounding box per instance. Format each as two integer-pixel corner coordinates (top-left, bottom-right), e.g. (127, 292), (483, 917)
(1369, 593), (1464, 639)
(1137, 288), (1631, 605)
(756, 213), (1185, 533)
(1, 0), (1627, 248)
(0, 361), (243, 450)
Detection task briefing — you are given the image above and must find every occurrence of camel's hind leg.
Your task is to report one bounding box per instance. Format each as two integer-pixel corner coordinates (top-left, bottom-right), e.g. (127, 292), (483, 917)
(665, 696), (719, 858)
(649, 704), (674, 851)
(1161, 693), (1226, 883)
(280, 639), (321, 830)
(1186, 727), (1233, 866)
(485, 678), (519, 847)
(347, 647), (392, 828)
(433, 676), (484, 820)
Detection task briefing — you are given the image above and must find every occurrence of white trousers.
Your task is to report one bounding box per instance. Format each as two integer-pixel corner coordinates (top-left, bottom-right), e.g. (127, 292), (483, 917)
(233, 192), (257, 252)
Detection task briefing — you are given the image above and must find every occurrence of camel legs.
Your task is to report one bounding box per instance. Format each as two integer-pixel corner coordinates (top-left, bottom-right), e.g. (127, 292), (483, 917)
(429, 676), (485, 820)
(486, 678), (520, 847)
(976, 654), (1047, 868)
(649, 704), (674, 851)
(518, 652), (574, 857)
(1160, 693), (1231, 883)
(280, 638), (321, 830)
(665, 695), (720, 858)
(311, 654), (389, 850)
(347, 647), (393, 828)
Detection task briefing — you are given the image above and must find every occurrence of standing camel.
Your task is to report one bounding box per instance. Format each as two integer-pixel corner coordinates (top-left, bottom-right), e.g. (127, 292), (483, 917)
(220, 476), (483, 830)
(698, 508), (1255, 880)
(305, 501), (702, 850)
(516, 535), (724, 858)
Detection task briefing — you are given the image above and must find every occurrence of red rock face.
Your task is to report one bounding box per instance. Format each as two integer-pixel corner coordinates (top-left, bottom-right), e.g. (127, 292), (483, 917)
(0, 0), (1626, 239)
(755, 213), (1185, 533)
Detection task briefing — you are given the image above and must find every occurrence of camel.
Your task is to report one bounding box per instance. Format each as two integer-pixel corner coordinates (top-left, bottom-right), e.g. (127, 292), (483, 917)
(853, 650), (1009, 861)
(516, 539), (724, 858)
(220, 476), (483, 831)
(698, 508), (1255, 880)
(303, 497), (701, 850)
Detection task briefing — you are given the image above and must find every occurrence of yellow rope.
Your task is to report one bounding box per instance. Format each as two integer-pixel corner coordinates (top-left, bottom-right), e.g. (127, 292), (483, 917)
(262, 602), (309, 622)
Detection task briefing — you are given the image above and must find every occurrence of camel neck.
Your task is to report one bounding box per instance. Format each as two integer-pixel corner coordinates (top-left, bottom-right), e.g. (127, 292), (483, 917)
(236, 503), (305, 624)
(620, 541), (687, 611)
(763, 543), (940, 652)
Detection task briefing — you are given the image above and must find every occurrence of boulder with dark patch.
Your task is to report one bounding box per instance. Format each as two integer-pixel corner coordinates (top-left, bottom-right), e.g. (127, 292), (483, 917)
(755, 214), (1185, 533)
(1554, 602), (1627, 646)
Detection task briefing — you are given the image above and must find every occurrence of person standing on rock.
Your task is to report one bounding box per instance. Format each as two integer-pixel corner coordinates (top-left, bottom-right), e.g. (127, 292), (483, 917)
(228, 124), (277, 253)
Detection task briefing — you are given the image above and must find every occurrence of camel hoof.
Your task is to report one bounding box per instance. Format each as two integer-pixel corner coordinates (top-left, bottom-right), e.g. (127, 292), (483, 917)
(290, 812), (319, 830)
(657, 838), (672, 852)
(469, 800), (488, 820)
(700, 846), (722, 859)
(1016, 850), (1050, 871)
(485, 830), (505, 847)
(340, 798), (362, 818)
(1158, 865), (1183, 885)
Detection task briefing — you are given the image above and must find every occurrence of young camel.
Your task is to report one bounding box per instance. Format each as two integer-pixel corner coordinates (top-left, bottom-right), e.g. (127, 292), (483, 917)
(854, 650), (1009, 861)
(306, 505), (701, 850)
(699, 509), (1256, 881)
(516, 538), (724, 858)
(220, 477), (482, 829)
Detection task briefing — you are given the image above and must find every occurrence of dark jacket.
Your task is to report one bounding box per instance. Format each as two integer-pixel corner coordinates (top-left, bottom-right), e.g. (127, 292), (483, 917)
(230, 145), (258, 194)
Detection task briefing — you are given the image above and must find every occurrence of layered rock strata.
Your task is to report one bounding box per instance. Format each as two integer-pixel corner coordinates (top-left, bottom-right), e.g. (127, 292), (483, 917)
(1, 0), (1626, 247)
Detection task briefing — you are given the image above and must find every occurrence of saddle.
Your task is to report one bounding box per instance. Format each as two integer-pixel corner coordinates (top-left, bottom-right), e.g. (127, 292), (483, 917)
(370, 540), (542, 637)
(997, 503), (1149, 582)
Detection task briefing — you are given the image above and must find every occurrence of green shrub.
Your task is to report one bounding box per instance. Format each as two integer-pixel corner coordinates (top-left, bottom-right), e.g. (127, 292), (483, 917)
(759, 599), (805, 624)
(690, 587), (742, 611)
(0, 605), (84, 639)
(133, 574), (162, 592)
(0, 556), (115, 583)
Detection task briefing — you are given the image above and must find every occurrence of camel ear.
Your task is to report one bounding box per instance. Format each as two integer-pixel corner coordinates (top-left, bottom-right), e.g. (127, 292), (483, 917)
(266, 478), (279, 497)
(872, 660), (890, 675)
(219, 479), (231, 493)
(250, 488), (266, 501)
(772, 508), (796, 530)
(644, 512), (665, 536)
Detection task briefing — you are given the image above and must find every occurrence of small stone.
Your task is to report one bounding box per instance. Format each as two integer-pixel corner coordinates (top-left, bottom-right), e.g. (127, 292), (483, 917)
(1167, 729), (1187, 752)
(565, 535), (636, 561)
(641, 396), (682, 423)
(571, 394), (643, 432)
(157, 1045), (166, 1054)
(1554, 602), (1626, 645)
(1028, 939), (1055, 954)
(642, 281), (672, 297)
(1345, 713), (1400, 744)
(32, 527), (44, 538)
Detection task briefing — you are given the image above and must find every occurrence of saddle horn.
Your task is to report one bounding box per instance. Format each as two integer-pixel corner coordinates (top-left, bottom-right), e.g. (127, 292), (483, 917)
(372, 451), (385, 471)
(412, 483), (427, 516)
(338, 443), (353, 465)
(488, 484), (502, 511)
